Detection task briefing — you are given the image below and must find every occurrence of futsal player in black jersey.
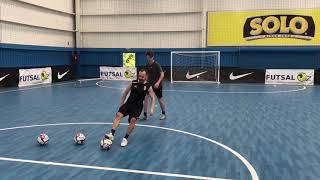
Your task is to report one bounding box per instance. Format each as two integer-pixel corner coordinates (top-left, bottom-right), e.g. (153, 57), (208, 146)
(104, 69), (155, 147)
(143, 50), (166, 120)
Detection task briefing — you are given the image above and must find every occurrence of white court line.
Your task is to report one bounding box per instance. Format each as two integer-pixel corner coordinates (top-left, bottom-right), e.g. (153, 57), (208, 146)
(96, 81), (306, 94)
(0, 157), (229, 180)
(0, 82), (74, 94)
(0, 122), (259, 180)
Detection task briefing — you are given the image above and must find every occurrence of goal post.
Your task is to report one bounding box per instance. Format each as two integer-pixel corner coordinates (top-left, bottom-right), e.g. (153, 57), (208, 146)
(170, 51), (220, 83)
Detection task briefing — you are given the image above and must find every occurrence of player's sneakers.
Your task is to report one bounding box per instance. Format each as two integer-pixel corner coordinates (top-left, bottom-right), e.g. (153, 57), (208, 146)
(121, 138), (128, 147)
(159, 114), (166, 120)
(104, 133), (114, 141)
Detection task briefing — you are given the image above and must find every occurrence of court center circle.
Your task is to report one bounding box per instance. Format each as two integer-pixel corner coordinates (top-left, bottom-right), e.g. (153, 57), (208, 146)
(0, 122), (259, 180)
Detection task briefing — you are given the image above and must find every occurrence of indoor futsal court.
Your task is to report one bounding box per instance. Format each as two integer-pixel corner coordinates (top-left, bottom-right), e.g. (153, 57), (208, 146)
(0, 82), (320, 180)
(0, 0), (320, 180)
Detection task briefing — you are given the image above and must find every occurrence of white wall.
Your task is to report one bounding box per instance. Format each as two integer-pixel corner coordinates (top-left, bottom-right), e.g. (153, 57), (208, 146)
(79, 0), (203, 48)
(82, 32), (201, 48)
(1, 21), (74, 47)
(0, 0), (74, 47)
(19, 0), (74, 14)
(79, 0), (320, 48)
(81, 13), (201, 32)
(1, 0), (318, 48)
(81, 0), (201, 15)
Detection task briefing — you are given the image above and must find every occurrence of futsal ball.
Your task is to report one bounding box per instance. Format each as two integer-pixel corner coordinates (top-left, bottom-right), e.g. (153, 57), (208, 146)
(74, 133), (86, 145)
(297, 72), (308, 82)
(37, 133), (49, 145)
(100, 138), (112, 150)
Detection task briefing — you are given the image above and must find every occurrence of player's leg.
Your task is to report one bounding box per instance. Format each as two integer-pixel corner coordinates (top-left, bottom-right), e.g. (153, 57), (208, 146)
(121, 116), (137, 147)
(105, 104), (128, 140)
(111, 112), (124, 132)
(121, 105), (143, 147)
(142, 95), (148, 120)
(158, 97), (166, 119)
(155, 86), (166, 120)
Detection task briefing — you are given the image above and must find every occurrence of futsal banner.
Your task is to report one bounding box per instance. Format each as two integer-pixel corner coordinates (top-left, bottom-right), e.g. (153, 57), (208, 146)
(19, 67), (52, 87)
(0, 69), (19, 88)
(207, 9), (320, 46)
(171, 68), (218, 82)
(265, 69), (314, 85)
(100, 67), (137, 81)
(220, 68), (265, 83)
(52, 66), (74, 83)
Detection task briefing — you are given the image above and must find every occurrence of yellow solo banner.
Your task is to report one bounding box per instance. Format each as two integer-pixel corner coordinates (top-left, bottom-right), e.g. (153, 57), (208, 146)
(207, 9), (320, 46)
(123, 53), (136, 67)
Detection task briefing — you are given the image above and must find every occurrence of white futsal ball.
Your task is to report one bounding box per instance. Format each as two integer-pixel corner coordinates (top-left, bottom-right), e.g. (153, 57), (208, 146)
(74, 133), (86, 145)
(100, 138), (112, 150)
(37, 133), (49, 145)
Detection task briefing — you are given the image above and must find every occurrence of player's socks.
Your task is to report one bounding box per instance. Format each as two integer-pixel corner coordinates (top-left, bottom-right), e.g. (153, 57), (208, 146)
(162, 111), (165, 115)
(142, 112), (147, 120)
(111, 129), (116, 136)
(124, 133), (129, 139)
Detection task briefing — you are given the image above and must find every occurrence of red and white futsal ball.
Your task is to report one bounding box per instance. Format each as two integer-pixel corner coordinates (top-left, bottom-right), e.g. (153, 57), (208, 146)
(37, 133), (49, 145)
(74, 132), (86, 145)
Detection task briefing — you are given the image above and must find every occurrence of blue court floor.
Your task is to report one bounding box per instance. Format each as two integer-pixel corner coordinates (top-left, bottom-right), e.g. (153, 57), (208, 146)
(0, 81), (319, 180)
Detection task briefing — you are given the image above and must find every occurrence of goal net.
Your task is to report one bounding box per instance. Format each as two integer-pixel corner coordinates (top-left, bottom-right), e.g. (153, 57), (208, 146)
(170, 51), (220, 83)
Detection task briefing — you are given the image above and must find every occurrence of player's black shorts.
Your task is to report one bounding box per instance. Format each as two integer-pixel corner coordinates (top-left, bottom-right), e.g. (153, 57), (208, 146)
(118, 103), (143, 122)
(152, 85), (163, 98)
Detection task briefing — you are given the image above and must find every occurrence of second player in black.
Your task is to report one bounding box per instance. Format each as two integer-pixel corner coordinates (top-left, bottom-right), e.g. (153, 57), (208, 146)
(143, 50), (166, 120)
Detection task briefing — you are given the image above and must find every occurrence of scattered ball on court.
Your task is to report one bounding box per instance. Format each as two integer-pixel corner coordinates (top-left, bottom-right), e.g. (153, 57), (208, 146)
(74, 132), (86, 145)
(37, 133), (49, 145)
(100, 138), (112, 150)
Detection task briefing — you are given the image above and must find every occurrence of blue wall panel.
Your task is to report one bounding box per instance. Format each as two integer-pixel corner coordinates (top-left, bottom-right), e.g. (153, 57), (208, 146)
(237, 47), (320, 69)
(80, 48), (238, 68)
(79, 46), (320, 78)
(0, 43), (74, 68)
(80, 66), (100, 78)
(80, 51), (122, 66)
(1, 43), (319, 79)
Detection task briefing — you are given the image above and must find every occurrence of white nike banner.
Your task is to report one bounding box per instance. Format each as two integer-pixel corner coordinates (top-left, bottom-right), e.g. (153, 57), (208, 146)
(19, 67), (52, 87)
(100, 67), (137, 81)
(265, 69), (314, 85)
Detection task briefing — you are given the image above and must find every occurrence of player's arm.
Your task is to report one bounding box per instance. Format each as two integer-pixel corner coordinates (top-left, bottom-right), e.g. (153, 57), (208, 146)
(120, 83), (132, 106)
(155, 64), (164, 88)
(148, 87), (155, 116)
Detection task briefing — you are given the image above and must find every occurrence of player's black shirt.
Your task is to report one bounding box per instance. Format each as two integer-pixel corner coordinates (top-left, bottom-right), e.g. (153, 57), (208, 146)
(126, 80), (150, 106)
(145, 61), (163, 86)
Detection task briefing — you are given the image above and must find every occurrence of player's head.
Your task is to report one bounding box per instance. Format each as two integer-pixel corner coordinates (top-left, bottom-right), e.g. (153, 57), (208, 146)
(145, 50), (154, 64)
(138, 69), (147, 83)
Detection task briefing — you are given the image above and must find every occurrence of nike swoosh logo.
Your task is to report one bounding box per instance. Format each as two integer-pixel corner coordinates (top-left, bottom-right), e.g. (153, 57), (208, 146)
(186, 71), (207, 79)
(57, 70), (69, 80)
(229, 72), (254, 80)
(0, 74), (10, 82)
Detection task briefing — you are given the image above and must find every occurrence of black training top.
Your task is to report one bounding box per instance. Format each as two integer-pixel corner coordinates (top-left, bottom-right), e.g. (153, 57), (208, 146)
(126, 80), (150, 106)
(145, 61), (163, 86)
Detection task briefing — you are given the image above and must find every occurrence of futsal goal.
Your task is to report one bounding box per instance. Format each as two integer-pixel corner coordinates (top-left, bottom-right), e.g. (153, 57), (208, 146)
(170, 51), (220, 83)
